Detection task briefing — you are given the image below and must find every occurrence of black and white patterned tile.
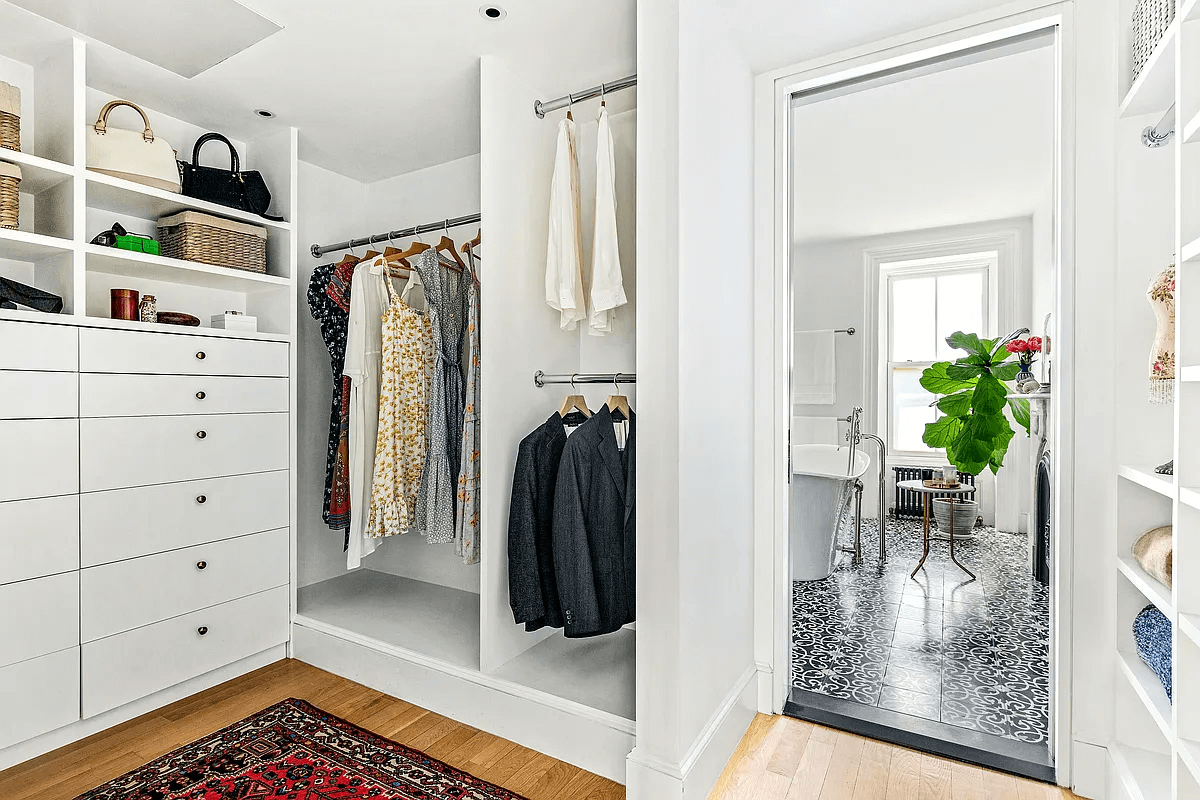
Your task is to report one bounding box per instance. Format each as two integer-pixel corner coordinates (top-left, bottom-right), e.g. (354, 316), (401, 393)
(791, 515), (1050, 747)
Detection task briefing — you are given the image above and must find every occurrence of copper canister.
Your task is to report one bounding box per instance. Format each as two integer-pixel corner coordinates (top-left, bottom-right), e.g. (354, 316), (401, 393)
(110, 288), (139, 321)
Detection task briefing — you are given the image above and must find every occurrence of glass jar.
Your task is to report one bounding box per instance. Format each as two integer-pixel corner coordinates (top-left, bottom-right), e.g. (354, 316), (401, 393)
(138, 294), (157, 323)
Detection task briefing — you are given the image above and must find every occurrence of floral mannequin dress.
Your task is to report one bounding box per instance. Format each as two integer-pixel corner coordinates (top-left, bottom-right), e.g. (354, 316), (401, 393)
(1148, 262), (1175, 405)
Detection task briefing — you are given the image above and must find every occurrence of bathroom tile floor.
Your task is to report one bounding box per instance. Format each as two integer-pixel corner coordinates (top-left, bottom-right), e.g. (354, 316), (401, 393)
(791, 516), (1050, 745)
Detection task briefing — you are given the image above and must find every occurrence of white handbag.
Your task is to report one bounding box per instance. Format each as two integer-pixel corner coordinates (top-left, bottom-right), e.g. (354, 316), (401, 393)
(85, 100), (181, 193)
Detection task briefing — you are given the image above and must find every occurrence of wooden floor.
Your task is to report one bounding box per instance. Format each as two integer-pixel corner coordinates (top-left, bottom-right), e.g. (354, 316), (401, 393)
(709, 714), (1080, 799)
(0, 658), (623, 800)
(0, 659), (1081, 800)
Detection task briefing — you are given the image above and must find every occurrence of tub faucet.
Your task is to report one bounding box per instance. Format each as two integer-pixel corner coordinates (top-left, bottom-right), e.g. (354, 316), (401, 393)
(843, 407), (863, 475)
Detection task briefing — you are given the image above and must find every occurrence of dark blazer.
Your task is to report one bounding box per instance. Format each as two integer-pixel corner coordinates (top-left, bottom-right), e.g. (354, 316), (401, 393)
(508, 413), (569, 631)
(552, 406), (635, 638)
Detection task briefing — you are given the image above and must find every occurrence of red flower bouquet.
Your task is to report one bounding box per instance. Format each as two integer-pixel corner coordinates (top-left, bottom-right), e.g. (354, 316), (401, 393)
(1007, 337), (1039, 369)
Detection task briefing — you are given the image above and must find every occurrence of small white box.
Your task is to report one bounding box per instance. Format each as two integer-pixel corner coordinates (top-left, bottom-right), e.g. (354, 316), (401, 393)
(210, 312), (257, 332)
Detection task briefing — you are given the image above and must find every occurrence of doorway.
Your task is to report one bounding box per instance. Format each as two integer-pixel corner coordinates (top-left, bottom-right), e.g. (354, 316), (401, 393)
(758, 7), (1073, 786)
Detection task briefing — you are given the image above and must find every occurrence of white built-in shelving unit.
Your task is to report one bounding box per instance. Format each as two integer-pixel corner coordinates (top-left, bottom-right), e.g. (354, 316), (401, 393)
(0, 37), (298, 342)
(1114, 1), (1200, 797)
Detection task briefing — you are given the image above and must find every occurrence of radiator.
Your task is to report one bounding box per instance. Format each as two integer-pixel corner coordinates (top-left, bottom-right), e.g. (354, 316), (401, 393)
(892, 466), (977, 518)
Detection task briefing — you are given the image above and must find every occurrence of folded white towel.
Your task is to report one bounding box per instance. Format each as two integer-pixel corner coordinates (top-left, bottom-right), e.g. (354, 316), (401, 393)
(793, 416), (840, 446)
(794, 329), (836, 405)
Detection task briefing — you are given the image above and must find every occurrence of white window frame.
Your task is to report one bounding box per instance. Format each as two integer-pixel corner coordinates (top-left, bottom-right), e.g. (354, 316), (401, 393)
(881, 252), (998, 463)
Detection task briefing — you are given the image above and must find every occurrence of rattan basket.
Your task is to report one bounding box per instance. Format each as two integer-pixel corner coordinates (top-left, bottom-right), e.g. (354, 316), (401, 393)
(1133, 0), (1176, 81)
(157, 211), (267, 273)
(0, 81), (18, 152)
(0, 161), (20, 229)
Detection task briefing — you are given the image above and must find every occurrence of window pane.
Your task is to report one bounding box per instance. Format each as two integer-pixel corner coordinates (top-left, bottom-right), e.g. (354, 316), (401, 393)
(892, 366), (938, 452)
(936, 271), (985, 360)
(891, 276), (936, 361)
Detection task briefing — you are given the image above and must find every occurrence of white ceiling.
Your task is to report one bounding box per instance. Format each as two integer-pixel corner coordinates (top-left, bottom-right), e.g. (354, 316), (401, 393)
(792, 42), (1055, 245)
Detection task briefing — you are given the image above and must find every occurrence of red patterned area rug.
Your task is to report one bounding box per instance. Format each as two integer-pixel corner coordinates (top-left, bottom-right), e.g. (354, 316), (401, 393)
(74, 698), (529, 799)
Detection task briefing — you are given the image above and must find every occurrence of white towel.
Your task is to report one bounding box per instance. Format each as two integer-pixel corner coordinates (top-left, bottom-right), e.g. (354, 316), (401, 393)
(794, 329), (836, 404)
(793, 416), (840, 446)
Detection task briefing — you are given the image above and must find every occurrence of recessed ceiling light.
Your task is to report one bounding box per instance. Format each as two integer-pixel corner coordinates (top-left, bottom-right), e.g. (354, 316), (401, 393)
(254, 109), (275, 119)
(479, 5), (506, 20)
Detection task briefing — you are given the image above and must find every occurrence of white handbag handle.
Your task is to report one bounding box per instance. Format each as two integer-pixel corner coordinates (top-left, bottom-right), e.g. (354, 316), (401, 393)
(92, 100), (155, 143)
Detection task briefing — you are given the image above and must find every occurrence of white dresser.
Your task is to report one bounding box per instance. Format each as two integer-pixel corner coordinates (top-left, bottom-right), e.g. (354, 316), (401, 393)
(0, 318), (291, 754)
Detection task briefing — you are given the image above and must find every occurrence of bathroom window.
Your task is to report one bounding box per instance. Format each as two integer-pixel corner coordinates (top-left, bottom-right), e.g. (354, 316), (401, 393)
(883, 253), (995, 460)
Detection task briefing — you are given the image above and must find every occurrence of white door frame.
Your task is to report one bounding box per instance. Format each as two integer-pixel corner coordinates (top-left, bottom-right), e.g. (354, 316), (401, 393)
(752, 2), (1075, 786)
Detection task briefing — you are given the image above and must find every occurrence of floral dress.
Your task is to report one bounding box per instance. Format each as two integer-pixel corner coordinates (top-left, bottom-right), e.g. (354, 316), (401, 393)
(1148, 263), (1175, 404)
(307, 263), (350, 533)
(366, 271), (434, 539)
(455, 247), (481, 565)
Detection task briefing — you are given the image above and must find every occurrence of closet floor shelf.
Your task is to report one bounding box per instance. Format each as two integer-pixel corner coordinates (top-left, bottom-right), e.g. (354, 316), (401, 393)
(0, 227), (73, 262)
(1110, 745), (1172, 800)
(1117, 464), (1174, 497)
(85, 171), (292, 232)
(1117, 556), (1175, 618)
(1116, 650), (1172, 740)
(0, 149), (73, 195)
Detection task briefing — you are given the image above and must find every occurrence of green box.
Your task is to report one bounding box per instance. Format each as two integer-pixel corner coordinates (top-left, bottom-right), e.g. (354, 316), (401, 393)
(114, 234), (160, 256)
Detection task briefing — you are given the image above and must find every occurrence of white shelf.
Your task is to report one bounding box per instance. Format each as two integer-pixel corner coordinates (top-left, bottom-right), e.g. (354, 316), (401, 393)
(1119, 24), (1176, 118)
(1180, 739), (1200, 786)
(1117, 464), (1175, 497)
(1182, 486), (1200, 509)
(0, 148), (74, 195)
(0, 306), (291, 342)
(1116, 650), (1172, 740)
(1182, 366), (1200, 382)
(1118, 555), (1175, 617)
(0, 227), (73, 262)
(1185, 109), (1200, 145)
(85, 171), (291, 231)
(1183, 236), (1200, 264)
(1110, 745), (1173, 800)
(1181, 613), (1200, 649)
(84, 243), (288, 292)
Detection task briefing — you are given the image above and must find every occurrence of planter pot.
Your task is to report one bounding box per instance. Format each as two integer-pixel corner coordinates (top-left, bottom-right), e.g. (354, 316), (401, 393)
(932, 498), (980, 538)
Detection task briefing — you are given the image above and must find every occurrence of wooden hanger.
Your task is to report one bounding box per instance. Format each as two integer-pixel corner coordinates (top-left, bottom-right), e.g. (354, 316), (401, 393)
(461, 229), (481, 254)
(380, 235), (411, 273)
(605, 373), (632, 421)
(558, 375), (591, 428)
(435, 220), (467, 271)
(394, 238), (432, 262)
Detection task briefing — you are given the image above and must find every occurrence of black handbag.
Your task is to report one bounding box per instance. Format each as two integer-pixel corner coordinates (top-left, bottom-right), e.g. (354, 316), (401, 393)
(178, 133), (281, 220)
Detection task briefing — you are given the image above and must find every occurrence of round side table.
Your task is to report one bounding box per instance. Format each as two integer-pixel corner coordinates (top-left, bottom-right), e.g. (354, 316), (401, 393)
(896, 479), (978, 579)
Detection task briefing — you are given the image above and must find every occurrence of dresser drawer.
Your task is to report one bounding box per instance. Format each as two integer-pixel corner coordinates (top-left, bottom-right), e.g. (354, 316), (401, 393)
(80, 374), (289, 417)
(0, 321), (76, 372)
(0, 495), (79, 584)
(79, 328), (288, 377)
(0, 371), (78, 419)
(81, 528), (288, 642)
(0, 647), (80, 750)
(0, 419), (79, 502)
(81, 471), (289, 567)
(82, 585), (288, 718)
(79, 412), (288, 492)
(0, 572), (79, 667)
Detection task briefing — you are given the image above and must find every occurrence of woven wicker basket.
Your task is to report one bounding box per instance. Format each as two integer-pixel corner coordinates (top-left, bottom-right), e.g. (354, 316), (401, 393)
(157, 211), (267, 273)
(1133, 0), (1176, 81)
(0, 81), (18, 152)
(0, 161), (20, 230)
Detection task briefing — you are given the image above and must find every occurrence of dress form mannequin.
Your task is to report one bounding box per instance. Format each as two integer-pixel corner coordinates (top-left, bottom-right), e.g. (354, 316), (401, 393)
(1148, 262), (1175, 405)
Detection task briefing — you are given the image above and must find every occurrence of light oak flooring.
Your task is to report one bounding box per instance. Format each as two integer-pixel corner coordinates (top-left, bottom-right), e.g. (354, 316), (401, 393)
(0, 658), (623, 800)
(0, 659), (1080, 799)
(709, 714), (1080, 799)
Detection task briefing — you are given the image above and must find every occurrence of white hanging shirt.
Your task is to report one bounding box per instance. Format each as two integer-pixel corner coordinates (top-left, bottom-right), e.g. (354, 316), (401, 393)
(343, 256), (426, 569)
(545, 117), (586, 331)
(588, 106), (627, 336)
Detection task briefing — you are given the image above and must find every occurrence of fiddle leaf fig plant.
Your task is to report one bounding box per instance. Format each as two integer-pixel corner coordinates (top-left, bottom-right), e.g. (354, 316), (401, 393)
(920, 330), (1032, 476)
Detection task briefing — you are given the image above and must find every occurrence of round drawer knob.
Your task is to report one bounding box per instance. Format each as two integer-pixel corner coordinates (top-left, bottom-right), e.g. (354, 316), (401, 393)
(196, 430), (207, 440)
(196, 391), (206, 400)
(196, 495), (207, 504)
(196, 351), (206, 360)
(197, 626), (209, 636)
(196, 560), (208, 570)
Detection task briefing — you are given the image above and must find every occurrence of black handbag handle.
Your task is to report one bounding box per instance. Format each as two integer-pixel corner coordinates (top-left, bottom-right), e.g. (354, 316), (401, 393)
(191, 133), (240, 173)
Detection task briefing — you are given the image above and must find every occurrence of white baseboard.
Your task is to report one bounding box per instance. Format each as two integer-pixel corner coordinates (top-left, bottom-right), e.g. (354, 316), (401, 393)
(626, 665), (759, 800)
(0, 644), (286, 772)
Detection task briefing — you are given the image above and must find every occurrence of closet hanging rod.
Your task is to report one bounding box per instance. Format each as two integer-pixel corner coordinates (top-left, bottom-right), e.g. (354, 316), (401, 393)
(837, 328), (856, 335)
(534, 74), (637, 119)
(310, 213), (481, 258)
(534, 370), (636, 388)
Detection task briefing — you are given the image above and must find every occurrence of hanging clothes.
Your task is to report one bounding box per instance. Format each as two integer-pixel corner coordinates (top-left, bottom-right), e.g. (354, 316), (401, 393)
(323, 260), (361, 534)
(508, 412), (569, 631)
(414, 247), (470, 544)
(307, 263), (350, 533)
(1148, 262), (1175, 404)
(455, 246), (482, 565)
(343, 255), (428, 568)
(545, 116), (586, 331)
(588, 106), (628, 336)
(366, 266), (434, 540)
(552, 406), (636, 638)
